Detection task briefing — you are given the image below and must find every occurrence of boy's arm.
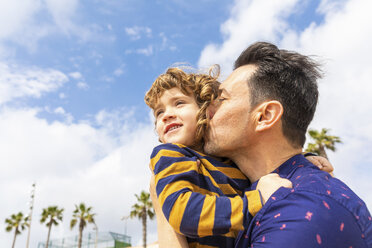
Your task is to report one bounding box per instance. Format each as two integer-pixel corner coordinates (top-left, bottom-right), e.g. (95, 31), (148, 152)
(150, 174), (189, 248)
(151, 144), (291, 238)
(151, 145), (252, 237)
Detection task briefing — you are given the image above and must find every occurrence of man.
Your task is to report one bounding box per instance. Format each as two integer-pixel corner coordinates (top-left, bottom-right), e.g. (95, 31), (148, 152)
(204, 42), (372, 247)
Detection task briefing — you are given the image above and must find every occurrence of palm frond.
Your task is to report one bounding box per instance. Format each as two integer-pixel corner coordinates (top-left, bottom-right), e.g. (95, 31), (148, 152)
(70, 219), (77, 229)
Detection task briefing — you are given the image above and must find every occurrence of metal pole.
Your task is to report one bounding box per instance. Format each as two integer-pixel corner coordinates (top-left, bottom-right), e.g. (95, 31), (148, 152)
(121, 215), (129, 236)
(26, 183), (36, 248)
(93, 222), (98, 248)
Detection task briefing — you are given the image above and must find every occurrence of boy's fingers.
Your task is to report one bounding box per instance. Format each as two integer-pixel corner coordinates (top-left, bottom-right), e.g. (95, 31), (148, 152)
(309, 157), (319, 166)
(280, 178), (292, 188)
(196, 159), (201, 166)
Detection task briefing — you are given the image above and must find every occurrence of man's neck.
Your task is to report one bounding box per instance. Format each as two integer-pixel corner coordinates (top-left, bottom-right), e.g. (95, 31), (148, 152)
(230, 138), (302, 183)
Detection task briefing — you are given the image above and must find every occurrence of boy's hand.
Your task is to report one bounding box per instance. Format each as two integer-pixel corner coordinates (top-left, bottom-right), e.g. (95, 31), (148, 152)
(306, 156), (334, 174)
(257, 173), (292, 204)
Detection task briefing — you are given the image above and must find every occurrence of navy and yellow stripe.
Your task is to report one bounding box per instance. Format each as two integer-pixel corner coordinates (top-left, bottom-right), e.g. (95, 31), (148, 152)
(150, 143), (263, 247)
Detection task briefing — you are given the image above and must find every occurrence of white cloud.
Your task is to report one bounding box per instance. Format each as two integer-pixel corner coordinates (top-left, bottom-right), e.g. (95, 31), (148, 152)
(0, 0), (48, 52)
(58, 92), (66, 99)
(54, 106), (66, 115)
(44, 0), (79, 34)
(290, 0), (372, 207)
(198, 0), (372, 210)
(90, 51), (103, 65)
(54, 106), (73, 123)
(0, 62), (68, 105)
(69, 71), (83, 80)
(125, 45), (154, 56)
(159, 32), (177, 52)
(43, 0), (92, 42)
(125, 26), (152, 40)
(77, 81), (89, 90)
(101, 75), (114, 83)
(0, 107), (159, 248)
(94, 108), (135, 140)
(198, 0), (298, 76)
(0, 0), (41, 40)
(0, 0), (91, 53)
(137, 45), (153, 56)
(114, 64), (125, 77)
(114, 68), (124, 76)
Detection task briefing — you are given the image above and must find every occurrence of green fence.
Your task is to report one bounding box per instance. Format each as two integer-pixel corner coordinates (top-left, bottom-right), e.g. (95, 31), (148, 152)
(37, 231), (131, 248)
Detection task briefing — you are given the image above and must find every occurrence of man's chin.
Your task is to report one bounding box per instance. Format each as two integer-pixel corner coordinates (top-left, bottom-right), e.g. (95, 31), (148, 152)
(203, 141), (220, 156)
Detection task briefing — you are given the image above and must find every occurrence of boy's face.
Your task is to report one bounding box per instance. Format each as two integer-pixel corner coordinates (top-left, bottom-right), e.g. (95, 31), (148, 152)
(154, 87), (199, 147)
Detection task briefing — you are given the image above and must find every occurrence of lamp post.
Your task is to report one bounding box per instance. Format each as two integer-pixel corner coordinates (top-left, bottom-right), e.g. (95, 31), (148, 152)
(26, 183), (36, 248)
(93, 222), (98, 248)
(121, 215), (129, 236)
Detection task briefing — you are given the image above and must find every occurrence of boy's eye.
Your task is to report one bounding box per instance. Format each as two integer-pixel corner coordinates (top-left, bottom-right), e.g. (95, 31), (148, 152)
(155, 110), (164, 117)
(176, 100), (185, 106)
(217, 97), (226, 102)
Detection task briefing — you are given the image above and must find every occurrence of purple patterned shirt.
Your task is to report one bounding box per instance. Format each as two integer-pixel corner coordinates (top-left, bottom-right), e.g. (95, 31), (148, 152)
(235, 154), (372, 247)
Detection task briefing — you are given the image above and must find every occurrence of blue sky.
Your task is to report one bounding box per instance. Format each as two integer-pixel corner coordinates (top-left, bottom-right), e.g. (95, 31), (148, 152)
(1, 0), (372, 247)
(5, 0), (233, 122)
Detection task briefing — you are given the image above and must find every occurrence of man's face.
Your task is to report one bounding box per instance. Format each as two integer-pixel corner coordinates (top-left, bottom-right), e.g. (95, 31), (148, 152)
(204, 65), (257, 157)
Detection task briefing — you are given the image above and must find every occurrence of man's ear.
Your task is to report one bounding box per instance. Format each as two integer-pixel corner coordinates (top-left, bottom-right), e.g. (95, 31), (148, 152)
(254, 100), (283, 132)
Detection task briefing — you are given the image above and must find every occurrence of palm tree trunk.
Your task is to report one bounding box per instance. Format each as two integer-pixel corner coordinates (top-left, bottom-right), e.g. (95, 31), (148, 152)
(11, 228), (17, 248)
(45, 221), (53, 248)
(142, 210), (147, 248)
(78, 222), (83, 248)
(319, 145), (328, 159)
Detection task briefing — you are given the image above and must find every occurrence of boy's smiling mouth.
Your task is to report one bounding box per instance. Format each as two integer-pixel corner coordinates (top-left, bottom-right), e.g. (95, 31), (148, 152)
(165, 123), (182, 134)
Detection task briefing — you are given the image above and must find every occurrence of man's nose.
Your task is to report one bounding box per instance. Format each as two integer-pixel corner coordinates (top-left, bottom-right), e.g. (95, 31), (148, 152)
(207, 101), (217, 119)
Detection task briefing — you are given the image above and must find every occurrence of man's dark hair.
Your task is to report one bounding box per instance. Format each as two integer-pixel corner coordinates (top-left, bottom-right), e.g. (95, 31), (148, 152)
(234, 42), (321, 148)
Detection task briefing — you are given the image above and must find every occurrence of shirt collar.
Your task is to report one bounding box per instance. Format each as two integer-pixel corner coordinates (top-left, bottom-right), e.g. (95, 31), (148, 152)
(274, 153), (309, 178)
(250, 153), (309, 189)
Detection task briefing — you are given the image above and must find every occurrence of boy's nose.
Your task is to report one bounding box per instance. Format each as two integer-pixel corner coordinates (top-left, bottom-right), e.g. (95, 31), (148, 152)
(162, 109), (176, 122)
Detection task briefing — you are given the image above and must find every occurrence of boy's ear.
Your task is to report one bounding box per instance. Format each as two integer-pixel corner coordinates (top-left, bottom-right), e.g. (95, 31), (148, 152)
(254, 100), (283, 132)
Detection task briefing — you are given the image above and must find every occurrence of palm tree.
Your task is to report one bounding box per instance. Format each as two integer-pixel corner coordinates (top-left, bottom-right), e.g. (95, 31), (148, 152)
(306, 128), (342, 159)
(5, 212), (29, 248)
(70, 203), (96, 248)
(130, 191), (155, 248)
(40, 206), (64, 248)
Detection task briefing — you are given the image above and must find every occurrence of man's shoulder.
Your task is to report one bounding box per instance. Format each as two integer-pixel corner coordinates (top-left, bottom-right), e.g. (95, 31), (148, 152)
(243, 186), (371, 247)
(292, 166), (365, 211)
(251, 167), (372, 246)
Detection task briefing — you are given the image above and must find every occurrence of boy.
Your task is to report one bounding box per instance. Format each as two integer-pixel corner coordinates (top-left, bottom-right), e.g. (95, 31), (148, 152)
(145, 67), (331, 247)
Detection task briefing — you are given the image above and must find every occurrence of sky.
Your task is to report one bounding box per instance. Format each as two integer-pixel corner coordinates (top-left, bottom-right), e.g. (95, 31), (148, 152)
(1, 0), (372, 247)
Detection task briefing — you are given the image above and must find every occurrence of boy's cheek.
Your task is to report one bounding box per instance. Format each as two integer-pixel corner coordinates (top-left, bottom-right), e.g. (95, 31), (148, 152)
(155, 124), (163, 138)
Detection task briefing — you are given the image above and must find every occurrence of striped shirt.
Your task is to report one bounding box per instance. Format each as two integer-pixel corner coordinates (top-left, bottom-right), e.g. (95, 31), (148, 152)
(150, 143), (263, 247)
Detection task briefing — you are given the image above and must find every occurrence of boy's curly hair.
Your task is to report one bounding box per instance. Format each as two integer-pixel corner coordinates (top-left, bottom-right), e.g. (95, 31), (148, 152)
(145, 66), (220, 145)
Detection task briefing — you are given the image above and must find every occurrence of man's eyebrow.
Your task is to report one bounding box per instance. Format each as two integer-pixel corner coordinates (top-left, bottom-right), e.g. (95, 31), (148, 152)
(218, 88), (229, 96)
